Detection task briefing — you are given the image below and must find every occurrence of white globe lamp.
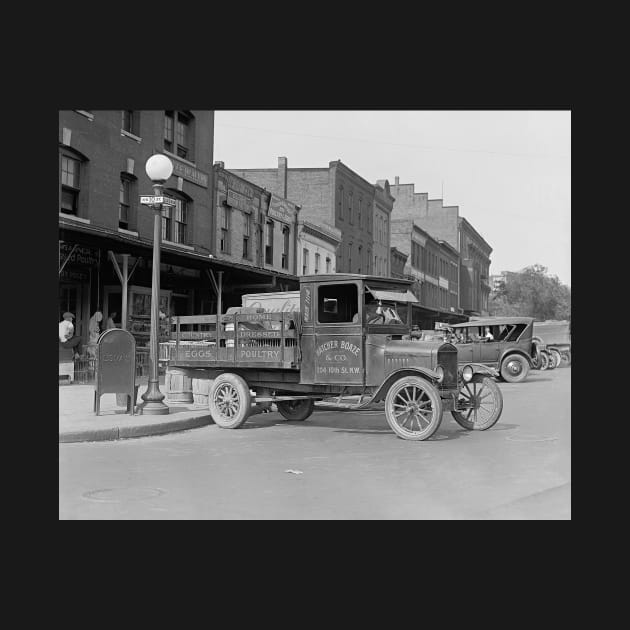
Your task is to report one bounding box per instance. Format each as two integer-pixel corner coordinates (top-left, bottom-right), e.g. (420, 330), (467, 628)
(145, 154), (173, 183)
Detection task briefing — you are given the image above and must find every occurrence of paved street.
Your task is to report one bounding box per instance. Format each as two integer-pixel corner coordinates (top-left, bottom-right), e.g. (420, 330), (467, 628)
(59, 367), (570, 519)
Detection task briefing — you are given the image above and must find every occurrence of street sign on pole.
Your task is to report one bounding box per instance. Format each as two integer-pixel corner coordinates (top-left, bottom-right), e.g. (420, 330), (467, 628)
(140, 195), (178, 206)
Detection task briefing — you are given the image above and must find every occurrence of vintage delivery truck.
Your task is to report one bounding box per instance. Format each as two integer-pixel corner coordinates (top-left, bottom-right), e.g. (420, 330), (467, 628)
(159, 274), (504, 441)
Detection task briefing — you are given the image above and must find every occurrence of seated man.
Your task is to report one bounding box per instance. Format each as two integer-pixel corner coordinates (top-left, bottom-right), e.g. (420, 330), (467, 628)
(59, 312), (83, 359)
(483, 326), (494, 341)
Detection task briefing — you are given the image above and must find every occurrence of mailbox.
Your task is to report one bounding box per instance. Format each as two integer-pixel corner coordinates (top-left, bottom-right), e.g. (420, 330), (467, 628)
(93, 329), (137, 416)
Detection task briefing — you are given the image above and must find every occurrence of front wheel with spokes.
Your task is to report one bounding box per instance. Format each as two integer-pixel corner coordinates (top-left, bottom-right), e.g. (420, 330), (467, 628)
(384, 376), (443, 441)
(451, 374), (503, 430)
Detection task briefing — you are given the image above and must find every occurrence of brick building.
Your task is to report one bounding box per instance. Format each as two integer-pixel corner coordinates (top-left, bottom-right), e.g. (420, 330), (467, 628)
(213, 163), (299, 286)
(388, 176), (493, 318)
(373, 180), (394, 277)
(298, 220), (342, 276)
(391, 219), (464, 328)
(390, 247), (409, 279)
(228, 157), (392, 276)
(59, 110), (298, 354)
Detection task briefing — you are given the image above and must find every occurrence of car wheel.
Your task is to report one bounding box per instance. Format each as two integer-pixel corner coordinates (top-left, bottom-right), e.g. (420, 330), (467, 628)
(531, 345), (541, 369)
(451, 375), (503, 431)
(384, 376), (443, 441)
(539, 351), (549, 371)
(562, 350), (571, 366)
(547, 351), (557, 370)
(500, 354), (530, 383)
(277, 398), (315, 421)
(208, 373), (251, 429)
(550, 349), (563, 369)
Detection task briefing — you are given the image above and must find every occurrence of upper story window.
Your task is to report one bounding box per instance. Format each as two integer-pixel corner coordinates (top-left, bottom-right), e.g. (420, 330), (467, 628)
(162, 192), (189, 244)
(348, 192), (353, 224)
(119, 175), (135, 230)
(164, 111), (194, 161)
(282, 225), (290, 269)
(358, 198), (362, 228)
(348, 243), (352, 272)
(265, 220), (274, 265)
(60, 154), (81, 216)
(357, 246), (362, 274)
(315, 253), (320, 274)
(338, 186), (344, 220)
(121, 110), (138, 135)
(242, 212), (252, 260)
(303, 248), (309, 275)
(326, 257), (331, 273)
(221, 205), (231, 253)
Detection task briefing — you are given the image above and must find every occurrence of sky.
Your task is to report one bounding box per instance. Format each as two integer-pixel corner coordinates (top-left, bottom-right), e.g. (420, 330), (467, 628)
(213, 111), (571, 286)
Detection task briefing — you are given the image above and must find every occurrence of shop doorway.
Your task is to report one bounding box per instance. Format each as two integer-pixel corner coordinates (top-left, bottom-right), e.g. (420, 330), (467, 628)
(59, 283), (84, 337)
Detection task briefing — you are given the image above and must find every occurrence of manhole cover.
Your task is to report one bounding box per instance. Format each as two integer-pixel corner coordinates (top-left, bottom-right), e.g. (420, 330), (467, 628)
(82, 487), (166, 503)
(506, 435), (559, 442)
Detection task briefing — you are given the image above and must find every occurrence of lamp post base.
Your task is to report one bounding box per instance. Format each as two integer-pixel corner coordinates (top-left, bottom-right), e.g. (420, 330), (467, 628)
(139, 401), (170, 415)
(140, 379), (170, 415)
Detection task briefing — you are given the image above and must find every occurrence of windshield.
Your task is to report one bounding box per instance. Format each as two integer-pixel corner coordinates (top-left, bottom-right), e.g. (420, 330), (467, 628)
(365, 301), (404, 325)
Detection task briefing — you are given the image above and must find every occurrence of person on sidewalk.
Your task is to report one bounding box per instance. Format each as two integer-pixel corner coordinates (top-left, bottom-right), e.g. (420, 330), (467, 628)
(87, 311), (103, 358)
(59, 312), (83, 359)
(106, 311), (117, 330)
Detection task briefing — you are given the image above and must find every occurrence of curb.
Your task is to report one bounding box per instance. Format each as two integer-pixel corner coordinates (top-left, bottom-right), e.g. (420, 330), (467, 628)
(59, 413), (214, 444)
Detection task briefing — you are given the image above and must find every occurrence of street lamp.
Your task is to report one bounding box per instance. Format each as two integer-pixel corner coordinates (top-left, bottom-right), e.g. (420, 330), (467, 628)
(139, 154), (173, 415)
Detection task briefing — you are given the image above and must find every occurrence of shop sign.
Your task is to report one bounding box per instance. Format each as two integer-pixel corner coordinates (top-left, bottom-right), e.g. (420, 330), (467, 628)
(59, 242), (99, 266)
(227, 189), (250, 212)
(267, 195), (295, 224)
(60, 267), (89, 282)
(171, 159), (209, 188)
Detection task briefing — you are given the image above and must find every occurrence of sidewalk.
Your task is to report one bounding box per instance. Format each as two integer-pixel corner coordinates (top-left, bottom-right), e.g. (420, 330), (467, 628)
(59, 376), (214, 443)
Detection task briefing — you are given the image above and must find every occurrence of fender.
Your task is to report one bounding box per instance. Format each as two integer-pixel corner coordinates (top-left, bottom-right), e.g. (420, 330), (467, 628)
(465, 362), (500, 378)
(499, 349), (533, 368)
(372, 367), (440, 403)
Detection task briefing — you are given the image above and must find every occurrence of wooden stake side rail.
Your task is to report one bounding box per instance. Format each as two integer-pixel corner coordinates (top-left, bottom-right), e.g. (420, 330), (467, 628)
(159, 312), (300, 369)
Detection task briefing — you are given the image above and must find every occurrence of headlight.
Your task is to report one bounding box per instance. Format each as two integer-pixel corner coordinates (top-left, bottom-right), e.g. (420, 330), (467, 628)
(462, 365), (474, 382)
(435, 366), (444, 384)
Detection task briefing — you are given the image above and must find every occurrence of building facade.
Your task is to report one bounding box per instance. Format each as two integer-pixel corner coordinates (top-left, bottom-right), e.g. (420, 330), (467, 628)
(59, 110), (298, 355)
(391, 218), (465, 328)
(229, 157), (394, 276)
(298, 220), (342, 276)
(373, 180), (394, 277)
(213, 163), (299, 282)
(388, 176), (493, 318)
(390, 247), (408, 279)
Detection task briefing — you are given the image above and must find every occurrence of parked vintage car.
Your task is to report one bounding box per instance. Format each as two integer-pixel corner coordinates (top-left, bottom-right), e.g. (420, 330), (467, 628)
(533, 320), (571, 367)
(160, 275), (505, 441)
(448, 317), (537, 383)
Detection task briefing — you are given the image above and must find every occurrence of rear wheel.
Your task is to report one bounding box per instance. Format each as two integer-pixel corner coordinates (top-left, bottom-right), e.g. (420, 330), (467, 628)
(451, 375), (503, 430)
(384, 376), (443, 441)
(539, 351), (549, 371)
(547, 351), (557, 370)
(562, 350), (572, 366)
(500, 354), (530, 383)
(550, 349), (563, 369)
(208, 373), (251, 429)
(277, 398), (315, 421)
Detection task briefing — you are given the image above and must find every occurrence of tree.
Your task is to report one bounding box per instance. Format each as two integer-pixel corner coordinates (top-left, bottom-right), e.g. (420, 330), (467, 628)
(489, 265), (570, 320)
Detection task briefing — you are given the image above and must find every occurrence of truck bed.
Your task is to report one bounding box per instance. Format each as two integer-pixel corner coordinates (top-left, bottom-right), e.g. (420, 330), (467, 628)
(159, 312), (300, 370)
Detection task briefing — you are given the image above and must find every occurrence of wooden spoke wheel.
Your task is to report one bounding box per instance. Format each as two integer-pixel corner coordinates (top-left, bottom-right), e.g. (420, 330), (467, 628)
(500, 354), (530, 383)
(208, 373), (251, 429)
(277, 398), (315, 421)
(451, 375), (503, 431)
(384, 376), (443, 441)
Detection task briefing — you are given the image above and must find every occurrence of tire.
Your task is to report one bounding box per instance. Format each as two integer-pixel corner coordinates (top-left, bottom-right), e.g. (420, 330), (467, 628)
(539, 351), (549, 371)
(547, 351), (557, 370)
(550, 349), (563, 369)
(384, 376), (443, 441)
(562, 350), (571, 366)
(277, 398), (315, 421)
(451, 375), (503, 430)
(531, 344), (541, 370)
(208, 373), (251, 429)
(500, 354), (530, 383)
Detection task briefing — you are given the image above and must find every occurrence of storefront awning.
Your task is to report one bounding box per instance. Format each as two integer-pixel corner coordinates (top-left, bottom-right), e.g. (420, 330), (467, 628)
(366, 287), (418, 303)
